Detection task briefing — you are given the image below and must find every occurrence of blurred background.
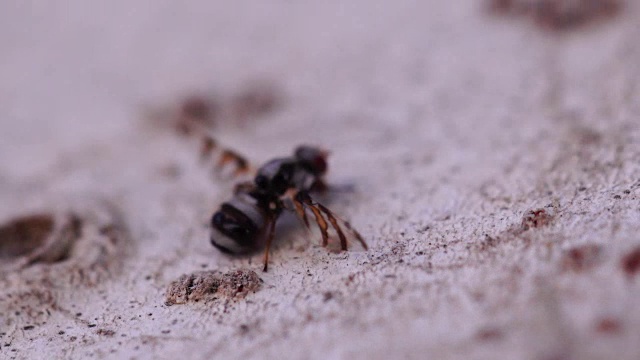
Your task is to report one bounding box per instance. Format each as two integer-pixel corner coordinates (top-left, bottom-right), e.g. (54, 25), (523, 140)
(1, 1), (640, 359)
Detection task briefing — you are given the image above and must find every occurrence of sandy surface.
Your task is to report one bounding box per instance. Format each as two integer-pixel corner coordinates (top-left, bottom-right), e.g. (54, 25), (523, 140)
(1, 1), (640, 359)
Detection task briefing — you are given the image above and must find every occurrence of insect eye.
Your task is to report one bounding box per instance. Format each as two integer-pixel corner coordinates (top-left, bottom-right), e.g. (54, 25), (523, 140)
(312, 156), (327, 174)
(295, 146), (327, 175)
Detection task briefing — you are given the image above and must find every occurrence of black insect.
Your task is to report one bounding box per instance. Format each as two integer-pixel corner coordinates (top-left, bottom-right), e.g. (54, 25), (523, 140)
(202, 142), (368, 271)
(153, 105), (368, 271)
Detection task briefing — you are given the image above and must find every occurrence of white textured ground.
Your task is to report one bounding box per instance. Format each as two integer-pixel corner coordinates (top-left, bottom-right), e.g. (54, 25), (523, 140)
(1, 1), (640, 359)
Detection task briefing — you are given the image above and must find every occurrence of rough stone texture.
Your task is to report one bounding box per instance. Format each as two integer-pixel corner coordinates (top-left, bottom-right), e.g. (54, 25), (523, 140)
(1, 1), (639, 359)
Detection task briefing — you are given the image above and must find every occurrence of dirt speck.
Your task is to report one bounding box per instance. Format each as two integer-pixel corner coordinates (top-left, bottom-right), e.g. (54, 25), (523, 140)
(174, 95), (218, 136)
(561, 244), (602, 272)
(96, 329), (116, 337)
(238, 324), (250, 335)
(595, 317), (622, 334)
(521, 208), (553, 231)
(621, 247), (640, 277)
(229, 81), (282, 123)
(475, 327), (503, 341)
(157, 163), (182, 180)
(146, 80), (283, 136)
(487, 0), (622, 31)
(181, 95), (216, 123)
(165, 269), (262, 305)
(574, 127), (603, 146)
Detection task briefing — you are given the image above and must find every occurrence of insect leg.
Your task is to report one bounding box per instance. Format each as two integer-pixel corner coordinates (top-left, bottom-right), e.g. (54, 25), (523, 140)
(195, 135), (255, 179)
(262, 213), (278, 272)
(294, 191), (368, 251)
(292, 195), (310, 229)
(199, 136), (217, 161)
(216, 148), (251, 176)
(294, 192), (330, 248)
(340, 220), (367, 250)
(317, 204), (368, 250)
(317, 203), (348, 251)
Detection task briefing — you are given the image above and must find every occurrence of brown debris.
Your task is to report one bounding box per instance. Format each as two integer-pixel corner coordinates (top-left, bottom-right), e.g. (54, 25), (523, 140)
(96, 329), (116, 337)
(165, 269), (262, 305)
(147, 81), (283, 136)
(175, 95), (218, 135)
(573, 126), (603, 146)
(181, 95), (216, 123)
(621, 247), (640, 277)
(475, 327), (504, 341)
(157, 163), (182, 180)
(521, 208), (554, 231)
(595, 317), (623, 334)
(229, 82), (282, 123)
(488, 0), (622, 31)
(0, 288), (58, 327)
(473, 205), (559, 252)
(561, 244), (602, 272)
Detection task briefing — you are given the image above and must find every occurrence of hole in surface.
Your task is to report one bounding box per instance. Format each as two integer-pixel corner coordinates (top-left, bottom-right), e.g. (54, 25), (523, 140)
(0, 214), (55, 260)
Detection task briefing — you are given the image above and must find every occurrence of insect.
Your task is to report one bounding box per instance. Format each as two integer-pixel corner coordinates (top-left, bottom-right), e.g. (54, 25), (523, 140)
(202, 140), (368, 271)
(153, 98), (368, 271)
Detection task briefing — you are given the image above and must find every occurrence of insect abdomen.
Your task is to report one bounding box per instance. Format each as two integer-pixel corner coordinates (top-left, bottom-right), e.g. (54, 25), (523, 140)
(209, 194), (266, 254)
